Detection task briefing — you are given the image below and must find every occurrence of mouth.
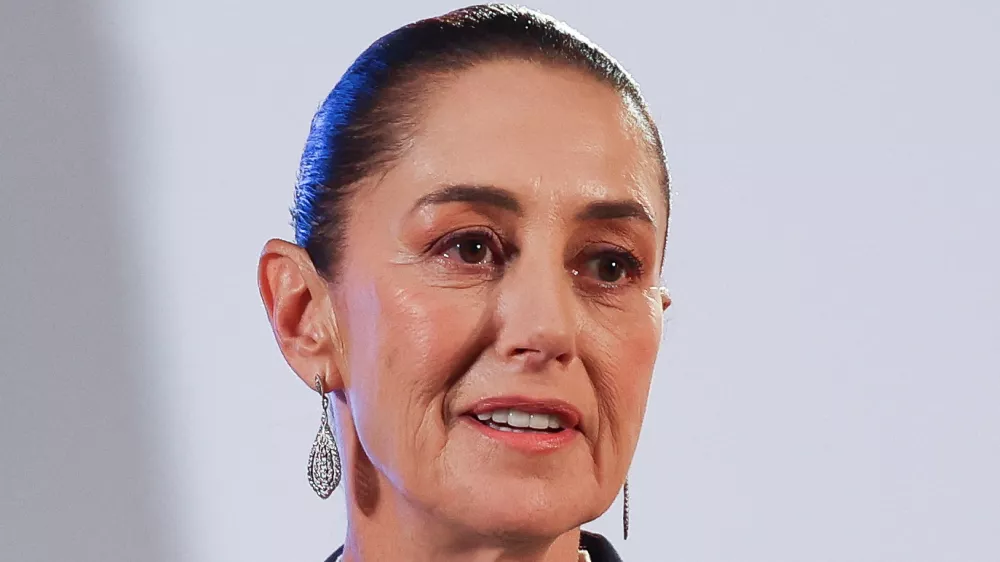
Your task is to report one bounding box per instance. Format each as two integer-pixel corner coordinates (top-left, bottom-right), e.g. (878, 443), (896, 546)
(471, 408), (568, 434)
(461, 397), (582, 451)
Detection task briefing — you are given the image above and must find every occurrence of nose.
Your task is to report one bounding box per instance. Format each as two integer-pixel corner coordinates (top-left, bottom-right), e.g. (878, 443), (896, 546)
(494, 250), (577, 371)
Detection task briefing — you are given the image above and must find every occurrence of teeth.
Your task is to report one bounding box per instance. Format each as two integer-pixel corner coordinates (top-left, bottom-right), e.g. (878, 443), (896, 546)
(474, 408), (564, 430)
(508, 410), (530, 428)
(529, 414), (550, 430)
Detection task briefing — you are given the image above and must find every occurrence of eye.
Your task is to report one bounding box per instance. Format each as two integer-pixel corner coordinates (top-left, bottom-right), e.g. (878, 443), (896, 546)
(449, 237), (489, 264)
(592, 255), (627, 283)
(576, 249), (644, 286)
(438, 230), (506, 266)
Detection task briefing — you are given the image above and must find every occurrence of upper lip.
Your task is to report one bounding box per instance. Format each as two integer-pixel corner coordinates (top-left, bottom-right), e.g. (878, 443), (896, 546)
(465, 396), (582, 428)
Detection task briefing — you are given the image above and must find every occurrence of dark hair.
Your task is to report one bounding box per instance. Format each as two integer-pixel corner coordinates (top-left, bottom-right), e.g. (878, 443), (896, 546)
(292, 3), (669, 278)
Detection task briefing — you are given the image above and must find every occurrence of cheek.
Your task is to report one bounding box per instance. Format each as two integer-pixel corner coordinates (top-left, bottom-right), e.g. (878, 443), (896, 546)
(621, 303), (663, 413)
(589, 299), (662, 450)
(377, 282), (491, 403)
(619, 323), (660, 425)
(342, 276), (488, 470)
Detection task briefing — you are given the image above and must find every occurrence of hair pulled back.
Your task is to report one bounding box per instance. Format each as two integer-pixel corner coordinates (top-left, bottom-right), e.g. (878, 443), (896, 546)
(292, 3), (668, 278)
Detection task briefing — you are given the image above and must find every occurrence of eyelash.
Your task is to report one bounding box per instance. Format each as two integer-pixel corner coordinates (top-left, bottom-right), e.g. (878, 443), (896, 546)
(432, 228), (509, 269)
(430, 228), (646, 287)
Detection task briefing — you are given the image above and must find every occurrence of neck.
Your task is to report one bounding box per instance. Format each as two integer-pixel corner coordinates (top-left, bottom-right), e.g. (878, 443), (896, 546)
(343, 516), (582, 562)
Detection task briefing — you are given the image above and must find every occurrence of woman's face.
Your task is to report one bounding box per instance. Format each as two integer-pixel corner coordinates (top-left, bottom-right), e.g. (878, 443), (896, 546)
(331, 60), (668, 538)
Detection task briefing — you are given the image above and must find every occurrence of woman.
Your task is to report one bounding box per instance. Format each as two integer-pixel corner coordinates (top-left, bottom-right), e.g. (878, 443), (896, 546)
(257, 4), (672, 561)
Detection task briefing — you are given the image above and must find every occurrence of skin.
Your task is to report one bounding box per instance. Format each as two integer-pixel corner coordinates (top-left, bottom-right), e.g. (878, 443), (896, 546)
(258, 60), (671, 562)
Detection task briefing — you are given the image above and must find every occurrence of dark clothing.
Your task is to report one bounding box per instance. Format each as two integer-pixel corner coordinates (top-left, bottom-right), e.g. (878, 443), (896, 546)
(325, 530), (623, 561)
(579, 530), (624, 561)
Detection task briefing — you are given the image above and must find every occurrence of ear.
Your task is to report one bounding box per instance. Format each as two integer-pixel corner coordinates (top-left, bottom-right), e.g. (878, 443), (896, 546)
(659, 286), (672, 312)
(258, 238), (346, 393)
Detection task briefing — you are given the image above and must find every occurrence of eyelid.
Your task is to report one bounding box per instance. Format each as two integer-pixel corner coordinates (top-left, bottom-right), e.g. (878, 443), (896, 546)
(426, 229), (645, 288)
(431, 227), (508, 263)
(574, 246), (646, 287)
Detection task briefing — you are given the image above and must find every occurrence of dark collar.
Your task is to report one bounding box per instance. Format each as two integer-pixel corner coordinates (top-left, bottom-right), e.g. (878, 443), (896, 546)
(580, 530), (624, 562)
(324, 530), (623, 561)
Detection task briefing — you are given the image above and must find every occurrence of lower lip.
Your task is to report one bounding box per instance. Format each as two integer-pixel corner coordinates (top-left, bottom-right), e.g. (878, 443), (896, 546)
(462, 416), (579, 453)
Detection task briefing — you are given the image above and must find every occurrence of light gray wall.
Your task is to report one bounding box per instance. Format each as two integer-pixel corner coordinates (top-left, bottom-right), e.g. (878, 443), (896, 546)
(2, 1), (997, 561)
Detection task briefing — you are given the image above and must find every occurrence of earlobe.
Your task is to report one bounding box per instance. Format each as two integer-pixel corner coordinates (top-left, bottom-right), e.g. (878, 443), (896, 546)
(659, 286), (672, 312)
(258, 238), (346, 392)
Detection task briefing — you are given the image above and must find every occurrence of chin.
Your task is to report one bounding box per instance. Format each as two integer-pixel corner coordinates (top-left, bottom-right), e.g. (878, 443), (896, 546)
(462, 509), (579, 541)
(443, 475), (597, 540)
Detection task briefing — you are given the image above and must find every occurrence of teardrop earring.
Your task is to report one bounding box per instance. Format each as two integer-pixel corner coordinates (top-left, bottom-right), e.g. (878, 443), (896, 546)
(623, 477), (630, 540)
(307, 375), (342, 499)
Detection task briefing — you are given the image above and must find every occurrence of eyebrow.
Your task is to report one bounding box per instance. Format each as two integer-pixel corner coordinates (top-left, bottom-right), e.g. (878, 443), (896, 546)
(410, 183), (654, 225)
(410, 184), (522, 215)
(575, 200), (654, 225)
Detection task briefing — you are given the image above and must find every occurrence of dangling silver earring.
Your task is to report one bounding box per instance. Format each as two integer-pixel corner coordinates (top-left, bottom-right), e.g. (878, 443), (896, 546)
(307, 375), (342, 499)
(623, 477), (630, 540)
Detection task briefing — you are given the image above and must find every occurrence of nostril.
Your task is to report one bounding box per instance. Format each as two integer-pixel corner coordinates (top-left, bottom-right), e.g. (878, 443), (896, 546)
(510, 346), (573, 369)
(498, 320), (576, 368)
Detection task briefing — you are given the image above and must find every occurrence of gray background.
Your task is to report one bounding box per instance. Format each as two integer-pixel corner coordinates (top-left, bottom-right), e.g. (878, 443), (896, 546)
(2, 0), (997, 560)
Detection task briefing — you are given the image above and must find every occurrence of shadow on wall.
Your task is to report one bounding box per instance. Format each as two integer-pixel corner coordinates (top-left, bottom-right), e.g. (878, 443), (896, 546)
(0, 3), (167, 561)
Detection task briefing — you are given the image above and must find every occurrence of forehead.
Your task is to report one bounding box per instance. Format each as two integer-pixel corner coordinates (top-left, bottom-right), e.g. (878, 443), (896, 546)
(399, 60), (663, 218)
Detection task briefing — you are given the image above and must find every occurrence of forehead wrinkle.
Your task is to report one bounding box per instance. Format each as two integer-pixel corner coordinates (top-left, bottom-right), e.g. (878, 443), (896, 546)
(380, 60), (665, 233)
